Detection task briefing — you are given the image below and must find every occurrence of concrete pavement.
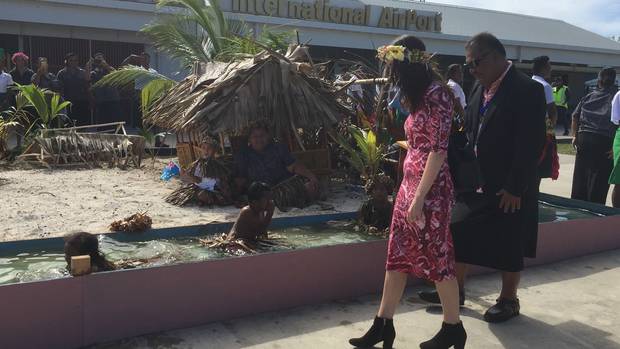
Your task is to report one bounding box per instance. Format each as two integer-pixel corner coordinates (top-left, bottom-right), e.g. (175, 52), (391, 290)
(93, 249), (620, 349)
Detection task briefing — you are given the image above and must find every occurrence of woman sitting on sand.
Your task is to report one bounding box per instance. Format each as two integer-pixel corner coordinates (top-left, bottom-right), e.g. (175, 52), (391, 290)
(201, 182), (282, 254)
(166, 136), (233, 207)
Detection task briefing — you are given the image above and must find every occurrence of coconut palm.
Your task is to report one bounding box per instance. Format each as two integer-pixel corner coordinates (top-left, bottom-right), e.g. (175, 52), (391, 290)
(95, 0), (291, 115)
(331, 124), (391, 181)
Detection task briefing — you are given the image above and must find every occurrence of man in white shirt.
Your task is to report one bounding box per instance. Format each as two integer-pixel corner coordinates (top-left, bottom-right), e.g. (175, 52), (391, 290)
(446, 64), (466, 109)
(0, 60), (14, 110)
(531, 56), (558, 128)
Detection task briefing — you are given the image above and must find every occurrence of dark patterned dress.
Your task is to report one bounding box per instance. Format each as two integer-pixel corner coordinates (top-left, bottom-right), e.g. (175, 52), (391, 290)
(386, 82), (456, 282)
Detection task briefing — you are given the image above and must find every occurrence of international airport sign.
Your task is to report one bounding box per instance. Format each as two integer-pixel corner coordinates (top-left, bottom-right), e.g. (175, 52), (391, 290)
(230, 0), (443, 33)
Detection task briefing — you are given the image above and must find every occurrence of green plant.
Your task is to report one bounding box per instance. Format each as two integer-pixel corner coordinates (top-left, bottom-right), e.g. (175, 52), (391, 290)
(12, 84), (71, 130)
(331, 124), (390, 181)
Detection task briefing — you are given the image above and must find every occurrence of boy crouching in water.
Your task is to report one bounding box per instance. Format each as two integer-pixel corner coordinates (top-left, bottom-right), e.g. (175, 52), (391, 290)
(202, 182), (279, 254)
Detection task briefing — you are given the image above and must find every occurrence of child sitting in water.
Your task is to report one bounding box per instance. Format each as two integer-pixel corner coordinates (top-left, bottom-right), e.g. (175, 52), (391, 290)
(228, 182), (275, 241)
(359, 175), (394, 236)
(201, 182), (278, 254)
(64, 232), (116, 273)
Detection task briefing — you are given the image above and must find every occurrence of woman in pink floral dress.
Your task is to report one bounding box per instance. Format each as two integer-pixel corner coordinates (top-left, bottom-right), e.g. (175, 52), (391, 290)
(350, 35), (466, 349)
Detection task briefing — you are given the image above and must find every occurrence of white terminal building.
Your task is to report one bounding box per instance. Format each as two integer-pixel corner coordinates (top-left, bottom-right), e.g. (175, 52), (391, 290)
(2, 0), (620, 102)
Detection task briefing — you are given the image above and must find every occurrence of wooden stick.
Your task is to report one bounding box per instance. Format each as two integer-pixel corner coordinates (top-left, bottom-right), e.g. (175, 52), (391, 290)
(334, 77), (389, 86)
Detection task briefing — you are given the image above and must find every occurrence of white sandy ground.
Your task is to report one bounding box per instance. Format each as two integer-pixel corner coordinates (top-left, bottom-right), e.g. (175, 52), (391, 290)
(0, 159), (364, 242)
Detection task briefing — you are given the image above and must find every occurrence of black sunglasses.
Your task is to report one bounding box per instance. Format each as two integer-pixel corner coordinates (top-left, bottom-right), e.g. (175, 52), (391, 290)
(464, 51), (491, 70)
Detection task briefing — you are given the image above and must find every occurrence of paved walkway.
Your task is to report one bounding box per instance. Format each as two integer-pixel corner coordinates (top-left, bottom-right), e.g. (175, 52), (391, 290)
(94, 249), (620, 349)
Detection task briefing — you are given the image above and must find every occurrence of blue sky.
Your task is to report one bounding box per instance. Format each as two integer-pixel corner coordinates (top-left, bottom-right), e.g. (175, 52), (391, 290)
(429, 0), (620, 38)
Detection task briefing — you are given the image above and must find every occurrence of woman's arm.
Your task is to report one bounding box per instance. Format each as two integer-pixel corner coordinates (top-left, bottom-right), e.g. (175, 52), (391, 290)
(407, 151), (447, 223)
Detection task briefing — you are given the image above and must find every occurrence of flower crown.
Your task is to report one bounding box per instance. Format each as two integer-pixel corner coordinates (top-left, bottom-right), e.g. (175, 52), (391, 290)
(376, 45), (434, 64)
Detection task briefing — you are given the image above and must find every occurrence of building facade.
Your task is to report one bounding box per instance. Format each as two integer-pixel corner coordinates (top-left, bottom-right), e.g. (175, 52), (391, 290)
(2, 0), (620, 101)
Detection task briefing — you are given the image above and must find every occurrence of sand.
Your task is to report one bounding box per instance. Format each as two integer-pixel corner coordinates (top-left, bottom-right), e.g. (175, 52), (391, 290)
(0, 160), (364, 242)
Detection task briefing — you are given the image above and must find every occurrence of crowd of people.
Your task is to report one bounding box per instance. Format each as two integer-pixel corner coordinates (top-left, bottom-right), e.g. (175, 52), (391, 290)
(0, 50), (155, 127)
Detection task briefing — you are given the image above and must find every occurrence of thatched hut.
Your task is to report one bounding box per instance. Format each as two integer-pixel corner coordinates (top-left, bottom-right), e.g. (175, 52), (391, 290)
(144, 46), (353, 172)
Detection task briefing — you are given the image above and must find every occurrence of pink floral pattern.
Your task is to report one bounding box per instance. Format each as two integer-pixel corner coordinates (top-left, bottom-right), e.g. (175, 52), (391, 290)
(386, 82), (456, 282)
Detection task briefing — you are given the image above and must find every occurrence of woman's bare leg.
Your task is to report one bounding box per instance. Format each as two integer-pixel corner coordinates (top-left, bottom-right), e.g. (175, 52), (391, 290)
(436, 278), (461, 324)
(377, 271), (408, 318)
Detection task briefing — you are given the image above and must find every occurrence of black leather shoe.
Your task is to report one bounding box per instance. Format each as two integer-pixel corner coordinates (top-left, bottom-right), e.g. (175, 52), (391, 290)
(419, 321), (467, 349)
(349, 316), (395, 349)
(418, 290), (465, 306)
(484, 298), (520, 323)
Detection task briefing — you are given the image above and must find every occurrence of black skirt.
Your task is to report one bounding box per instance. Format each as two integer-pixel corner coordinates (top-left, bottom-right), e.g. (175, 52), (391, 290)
(450, 188), (539, 272)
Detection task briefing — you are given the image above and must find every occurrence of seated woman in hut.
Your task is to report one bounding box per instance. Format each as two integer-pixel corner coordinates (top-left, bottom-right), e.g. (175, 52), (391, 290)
(233, 121), (320, 211)
(201, 182), (283, 254)
(359, 175), (394, 237)
(166, 136), (233, 207)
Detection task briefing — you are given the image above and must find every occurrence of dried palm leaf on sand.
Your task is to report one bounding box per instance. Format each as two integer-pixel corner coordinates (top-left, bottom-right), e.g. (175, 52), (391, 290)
(165, 184), (198, 206)
(109, 212), (153, 232)
(272, 175), (308, 212)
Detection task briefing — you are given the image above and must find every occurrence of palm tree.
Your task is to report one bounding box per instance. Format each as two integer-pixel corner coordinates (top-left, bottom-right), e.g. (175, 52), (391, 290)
(95, 0), (291, 115)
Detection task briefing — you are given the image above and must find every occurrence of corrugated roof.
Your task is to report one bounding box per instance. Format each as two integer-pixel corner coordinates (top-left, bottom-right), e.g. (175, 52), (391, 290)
(361, 0), (620, 53)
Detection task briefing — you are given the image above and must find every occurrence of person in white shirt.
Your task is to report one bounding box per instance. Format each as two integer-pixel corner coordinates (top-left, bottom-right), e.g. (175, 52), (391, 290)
(610, 90), (620, 207)
(0, 60), (14, 110)
(531, 56), (558, 129)
(446, 64), (466, 110)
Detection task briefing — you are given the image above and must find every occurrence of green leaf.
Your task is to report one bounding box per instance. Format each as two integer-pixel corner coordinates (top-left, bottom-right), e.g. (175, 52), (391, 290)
(141, 78), (176, 115)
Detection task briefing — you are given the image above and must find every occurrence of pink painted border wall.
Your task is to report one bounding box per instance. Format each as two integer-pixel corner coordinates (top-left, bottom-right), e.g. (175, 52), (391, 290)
(1, 216), (619, 349)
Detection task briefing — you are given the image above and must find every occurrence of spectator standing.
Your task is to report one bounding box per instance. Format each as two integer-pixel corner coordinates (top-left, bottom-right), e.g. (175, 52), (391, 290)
(571, 67), (618, 204)
(608, 90), (620, 207)
(57, 53), (92, 126)
(446, 63), (467, 109)
(0, 59), (13, 110)
(531, 56), (558, 129)
(531, 56), (559, 181)
(90, 53), (121, 124)
(9, 52), (34, 86)
(31, 57), (60, 92)
(553, 75), (571, 136)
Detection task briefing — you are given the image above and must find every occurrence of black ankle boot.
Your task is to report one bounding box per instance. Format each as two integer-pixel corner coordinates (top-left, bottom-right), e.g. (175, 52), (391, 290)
(349, 316), (395, 349)
(419, 321), (467, 349)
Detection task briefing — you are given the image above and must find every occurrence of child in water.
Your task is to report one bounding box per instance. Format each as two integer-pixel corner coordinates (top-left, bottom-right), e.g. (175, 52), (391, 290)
(228, 182), (275, 241)
(359, 175), (394, 236)
(200, 182), (282, 254)
(64, 232), (116, 273)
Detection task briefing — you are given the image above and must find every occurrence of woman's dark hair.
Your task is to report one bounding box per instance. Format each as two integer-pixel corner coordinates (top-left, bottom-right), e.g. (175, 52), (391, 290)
(389, 35), (442, 112)
(247, 182), (271, 202)
(64, 232), (116, 272)
(466, 32), (506, 57)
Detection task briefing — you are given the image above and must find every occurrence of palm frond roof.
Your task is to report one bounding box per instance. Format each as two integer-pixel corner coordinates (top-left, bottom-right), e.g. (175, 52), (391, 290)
(144, 47), (353, 136)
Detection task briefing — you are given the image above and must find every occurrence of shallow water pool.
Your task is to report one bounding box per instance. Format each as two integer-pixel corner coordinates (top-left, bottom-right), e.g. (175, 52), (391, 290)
(0, 203), (604, 286)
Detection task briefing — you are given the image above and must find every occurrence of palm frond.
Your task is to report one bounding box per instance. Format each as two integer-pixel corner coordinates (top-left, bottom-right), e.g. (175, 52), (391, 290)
(141, 78), (176, 115)
(141, 16), (212, 68)
(93, 66), (172, 89)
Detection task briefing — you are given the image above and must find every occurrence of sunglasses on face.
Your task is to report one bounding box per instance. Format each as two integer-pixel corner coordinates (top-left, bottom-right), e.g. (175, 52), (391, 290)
(464, 51), (491, 70)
